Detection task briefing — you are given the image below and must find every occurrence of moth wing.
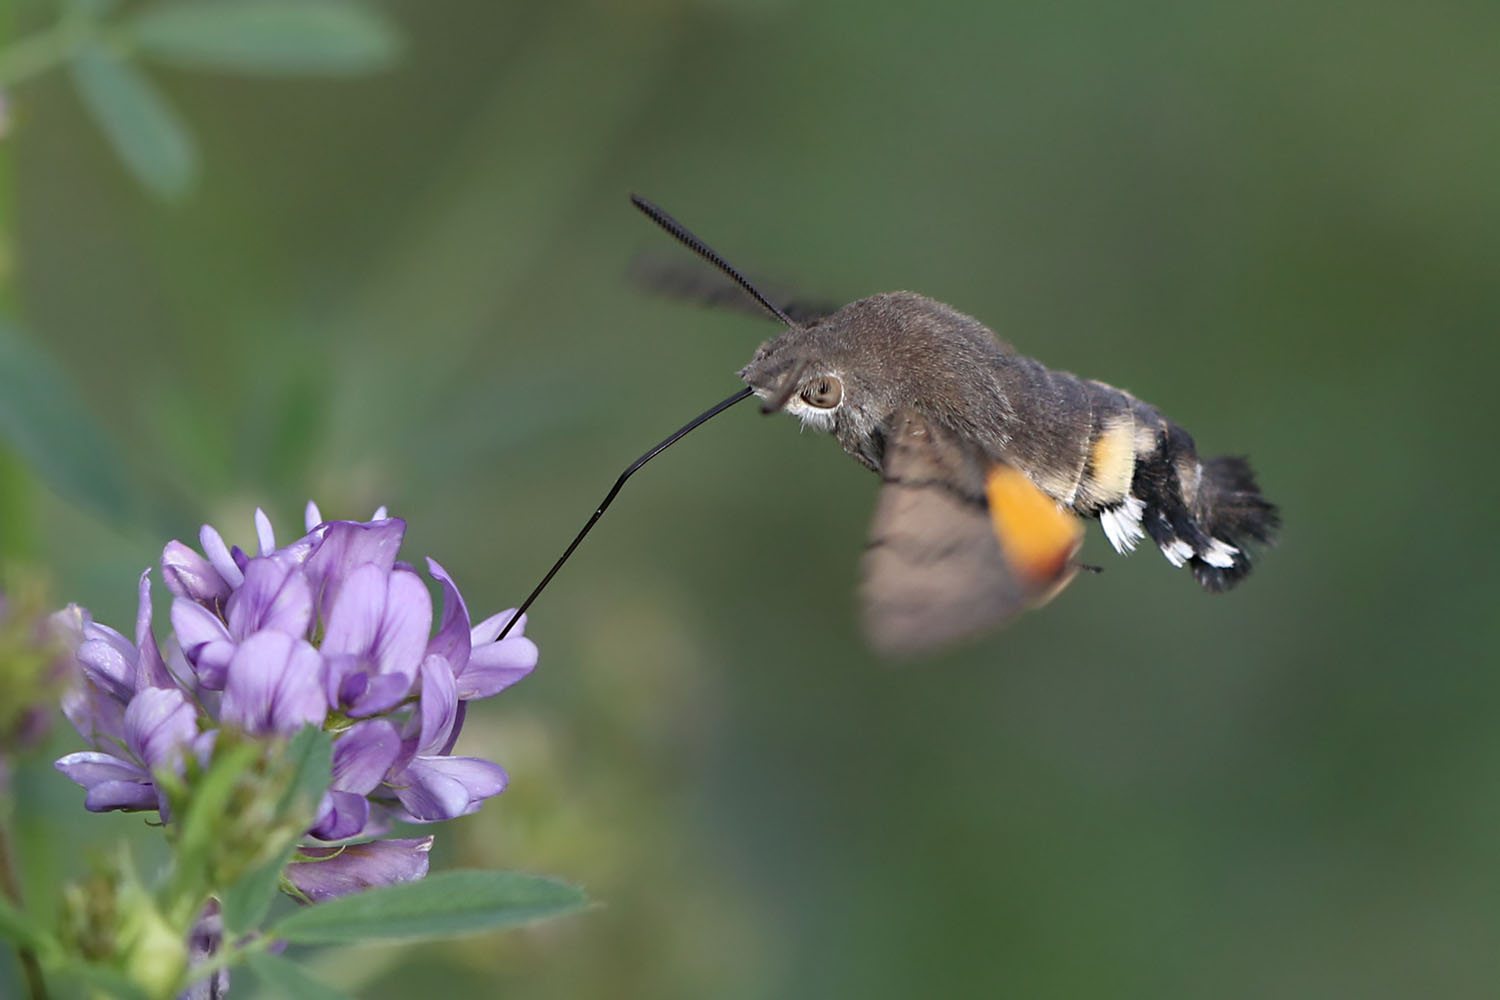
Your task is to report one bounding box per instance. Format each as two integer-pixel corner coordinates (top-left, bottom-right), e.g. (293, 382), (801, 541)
(860, 410), (1083, 656)
(628, 253), (835, 324)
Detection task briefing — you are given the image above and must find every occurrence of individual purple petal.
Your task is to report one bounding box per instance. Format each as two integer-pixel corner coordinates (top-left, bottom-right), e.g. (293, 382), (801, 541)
(191, 729), (218, 767)
(309, 789), (371, 841)
(171, 600), (230, 652)
(54, 738), (159, 811)
(459, 635), (537, 700)
(436, 702), (466, 757)
(61, 680), (126, 746)
(220, 632), (327, 735)
(184, 901), (229, 1000)
(304, 501), (323, 533)
(170, 599), (235, 690)
(161, 541), (231, 607)
(124, 686), (197, 770)
(132, 570), (174, 690)
(224, 558), (313, 640)
(346, 674), (411, 719)
(193, 642), (235, 691)
(82, 777), (160, 812)
(55, 751), (146, 784)
(323, 653), (413, 719)
(423, 559), (472, 679)
(199, 523), (244, 589)
(331, 720), (401, 795)
(254, 508), (276, 556)
(470, 608), (524, 646)
(392, 755), (507, 822)
(320, 564), (386, 659)
(416, 655), (457, 755)
(372, 569), (432, 681)
(320, 565), (427, 716)
(302, 519), (406, 618)
(322, 653), (361, 707)
(75, 632), (135, 704)
(284, 837), (432, 903)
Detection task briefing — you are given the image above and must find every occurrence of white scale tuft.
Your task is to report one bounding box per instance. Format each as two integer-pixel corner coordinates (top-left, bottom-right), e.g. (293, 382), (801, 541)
(1160, 537), (1194, 568)
(1100, 495), (1146, 554)
(1200, 538), (1240, 568)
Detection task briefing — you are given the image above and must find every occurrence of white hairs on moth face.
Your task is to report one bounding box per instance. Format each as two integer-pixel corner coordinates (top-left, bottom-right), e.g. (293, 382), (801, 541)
(780, 395), (839, 433)
(771, 370), (845, 434)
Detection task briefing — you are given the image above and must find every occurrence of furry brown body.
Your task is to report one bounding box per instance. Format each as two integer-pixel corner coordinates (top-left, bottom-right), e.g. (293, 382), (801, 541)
(739, 291), (1278, 606)
(626, 194), (1276, 655)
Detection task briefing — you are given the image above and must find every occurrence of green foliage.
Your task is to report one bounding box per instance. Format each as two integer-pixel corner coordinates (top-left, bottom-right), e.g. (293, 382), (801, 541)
(68, 42), (197, 199)
(0, 0), (403, 199)
(131, 1), (402, 77)
(161, 727), (333, 930)
(219, 727), (336, 936)
(0, 320), (136, 525)
(245, 950), (351, 1000)
(270, 870), (587, 944)
(0, 889), (53, 955)
(53, 962), (151, 1000)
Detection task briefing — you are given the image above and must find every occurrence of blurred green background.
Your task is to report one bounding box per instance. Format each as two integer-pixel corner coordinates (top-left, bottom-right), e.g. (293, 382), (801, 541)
(4, 0), (1499, 996)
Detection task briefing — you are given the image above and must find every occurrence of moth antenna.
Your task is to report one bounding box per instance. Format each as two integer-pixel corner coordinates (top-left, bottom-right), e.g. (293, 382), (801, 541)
(631, 195), (796, 328)
(496, 386), (755, 641)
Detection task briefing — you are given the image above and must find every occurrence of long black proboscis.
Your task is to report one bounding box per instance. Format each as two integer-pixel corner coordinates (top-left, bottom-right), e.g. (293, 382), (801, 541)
(496, 386), (755, 640)
(630, 194), (796, 328)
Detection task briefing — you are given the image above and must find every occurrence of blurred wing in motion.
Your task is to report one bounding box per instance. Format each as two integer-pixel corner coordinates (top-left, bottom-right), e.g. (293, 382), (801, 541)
(860, 410), (1083, 656)
(629, 252), (835, 324)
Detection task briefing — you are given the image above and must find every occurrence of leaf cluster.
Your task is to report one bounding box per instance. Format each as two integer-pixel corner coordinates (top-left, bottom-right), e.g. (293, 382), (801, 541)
(1, 0), (403, 198)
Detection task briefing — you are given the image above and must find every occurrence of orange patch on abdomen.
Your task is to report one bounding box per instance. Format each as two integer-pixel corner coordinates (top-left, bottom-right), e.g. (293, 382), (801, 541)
(985, 464), (1085, 586)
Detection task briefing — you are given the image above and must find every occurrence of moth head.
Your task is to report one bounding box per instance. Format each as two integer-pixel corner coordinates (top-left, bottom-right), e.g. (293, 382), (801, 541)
(739, 296), (943, 446)
(739, 328), (855, 435)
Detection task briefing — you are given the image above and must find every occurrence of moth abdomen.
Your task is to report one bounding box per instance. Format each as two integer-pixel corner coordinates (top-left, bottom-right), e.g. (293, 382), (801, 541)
(999, 364), (1277, 589)
(1105, 404), (1277, 590)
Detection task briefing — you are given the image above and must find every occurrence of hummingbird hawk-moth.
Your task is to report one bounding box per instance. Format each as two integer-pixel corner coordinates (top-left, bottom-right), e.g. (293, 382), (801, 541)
(497, 196), (1279, 656)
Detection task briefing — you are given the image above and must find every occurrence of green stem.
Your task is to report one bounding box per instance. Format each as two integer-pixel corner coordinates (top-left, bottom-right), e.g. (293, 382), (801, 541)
(0, 11), (129, 89)
(0, 812), (49, 1000)
(0, 17), (78, 88)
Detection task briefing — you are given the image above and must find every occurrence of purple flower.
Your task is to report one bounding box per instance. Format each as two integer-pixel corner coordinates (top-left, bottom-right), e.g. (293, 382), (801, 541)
(385, 654), (508, 823)
(322, 563), (432, 718)
(55, 502), (538, 901)
(219, 631), (327, 736)
(284, 837), (433, 903)
(55, 685), (198, 813)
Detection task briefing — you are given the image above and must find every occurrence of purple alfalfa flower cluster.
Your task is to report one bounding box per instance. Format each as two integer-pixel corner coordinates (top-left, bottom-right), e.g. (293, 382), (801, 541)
(53, 502), (537, 901)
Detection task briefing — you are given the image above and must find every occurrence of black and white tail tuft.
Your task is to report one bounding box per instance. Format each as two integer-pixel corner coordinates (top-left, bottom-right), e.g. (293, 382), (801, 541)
(1109, 420), (1278, 592)
(1185, 455), (1279, 591)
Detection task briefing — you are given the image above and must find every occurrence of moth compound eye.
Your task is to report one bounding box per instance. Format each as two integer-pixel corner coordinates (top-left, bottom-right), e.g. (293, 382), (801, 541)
(801, 376), (843, 409)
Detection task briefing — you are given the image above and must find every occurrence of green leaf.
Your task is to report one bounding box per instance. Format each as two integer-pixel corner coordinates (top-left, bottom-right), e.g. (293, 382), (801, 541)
(63, 0), (122, 17)
(0, 319), (136, 522)
(0, 889), (56, 955)
(56, 962), (151, 1000)
(220, 851), (289, 938)
(220, 727), (334, 935)
(278, 725), (336, 823)
(68, 43), (197, 199)
(245, 950), (351, 1000)
(131, 1), (402, 76)
(270, 870), (587, 944)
